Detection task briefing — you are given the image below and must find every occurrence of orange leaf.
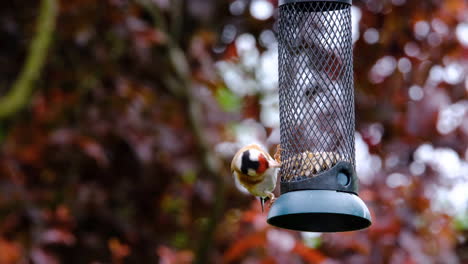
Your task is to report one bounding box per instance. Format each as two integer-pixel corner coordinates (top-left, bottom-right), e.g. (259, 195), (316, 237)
(109, 238), (130, 261)
(260, 256), (277, 264)
(223, 231), (266, 263)
(292, 242), (326, 264)
(0, 238), (21, 264)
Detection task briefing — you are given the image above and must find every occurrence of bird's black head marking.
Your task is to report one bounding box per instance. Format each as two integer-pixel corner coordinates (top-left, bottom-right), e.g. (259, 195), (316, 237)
(241, 150), (259, 175)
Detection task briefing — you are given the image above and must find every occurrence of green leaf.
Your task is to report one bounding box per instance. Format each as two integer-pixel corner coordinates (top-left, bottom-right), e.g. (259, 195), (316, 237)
(215, 86), (241, 112)
(454, 213), (468, 231)
(172, 232), (189, 248)
(303, 236), (322, 249)
(181, 170), (197, 185)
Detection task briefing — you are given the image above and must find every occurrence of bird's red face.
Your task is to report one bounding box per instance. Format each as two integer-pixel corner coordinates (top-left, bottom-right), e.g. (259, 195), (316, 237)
(239, 148), (279, 176)
(256, 154), (269, 174)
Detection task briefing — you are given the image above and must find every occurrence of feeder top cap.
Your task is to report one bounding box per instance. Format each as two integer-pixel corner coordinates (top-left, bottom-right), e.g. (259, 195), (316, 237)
(279, 0), (352, 6)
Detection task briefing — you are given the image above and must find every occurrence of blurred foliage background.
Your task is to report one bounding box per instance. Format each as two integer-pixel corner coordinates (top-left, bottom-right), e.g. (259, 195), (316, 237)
(0, 0), (467, 263)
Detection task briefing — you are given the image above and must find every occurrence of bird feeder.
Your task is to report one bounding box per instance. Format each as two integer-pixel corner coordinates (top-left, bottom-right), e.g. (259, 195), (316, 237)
(267, 0), (371, 232)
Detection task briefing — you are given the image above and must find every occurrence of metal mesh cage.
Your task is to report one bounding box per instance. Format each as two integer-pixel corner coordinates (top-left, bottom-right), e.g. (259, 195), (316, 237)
(278, 1), (356, 193)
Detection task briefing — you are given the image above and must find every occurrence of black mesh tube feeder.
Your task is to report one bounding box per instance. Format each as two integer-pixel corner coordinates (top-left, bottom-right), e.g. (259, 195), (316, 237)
(267, 0), (371, 232)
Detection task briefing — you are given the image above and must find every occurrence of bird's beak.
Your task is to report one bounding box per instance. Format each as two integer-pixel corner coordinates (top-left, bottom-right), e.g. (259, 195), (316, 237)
(260, 197), (265, 212)
(269, 160), (281, 168)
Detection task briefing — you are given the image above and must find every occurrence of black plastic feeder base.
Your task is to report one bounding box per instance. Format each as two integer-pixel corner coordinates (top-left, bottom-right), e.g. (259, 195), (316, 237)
(267, 190), (371, 232)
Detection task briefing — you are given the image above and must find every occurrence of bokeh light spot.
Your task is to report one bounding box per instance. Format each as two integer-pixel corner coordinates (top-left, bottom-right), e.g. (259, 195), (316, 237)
(250, 0), (274, 21)
(363, 28), (379, 44)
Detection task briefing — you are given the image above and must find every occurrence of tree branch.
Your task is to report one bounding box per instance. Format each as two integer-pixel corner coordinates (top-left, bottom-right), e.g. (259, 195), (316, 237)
(170, 0), (183, 42)
(135, 1), (225, 262)
(0, 0), (58, 119)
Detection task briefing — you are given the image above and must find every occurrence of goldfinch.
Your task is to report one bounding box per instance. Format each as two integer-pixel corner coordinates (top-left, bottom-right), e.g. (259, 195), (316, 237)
(231, 144), (281, 211)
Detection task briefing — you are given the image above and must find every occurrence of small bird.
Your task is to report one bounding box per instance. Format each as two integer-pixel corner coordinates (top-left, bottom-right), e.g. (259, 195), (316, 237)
(231, 144), (281, 212)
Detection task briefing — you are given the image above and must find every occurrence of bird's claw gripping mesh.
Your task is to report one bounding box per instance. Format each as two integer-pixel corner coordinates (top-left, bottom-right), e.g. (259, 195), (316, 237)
(278, 1), (356, 192)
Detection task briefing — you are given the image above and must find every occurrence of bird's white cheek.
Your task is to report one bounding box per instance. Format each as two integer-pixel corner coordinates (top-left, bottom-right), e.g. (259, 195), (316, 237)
(248, 150), (260, 161)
